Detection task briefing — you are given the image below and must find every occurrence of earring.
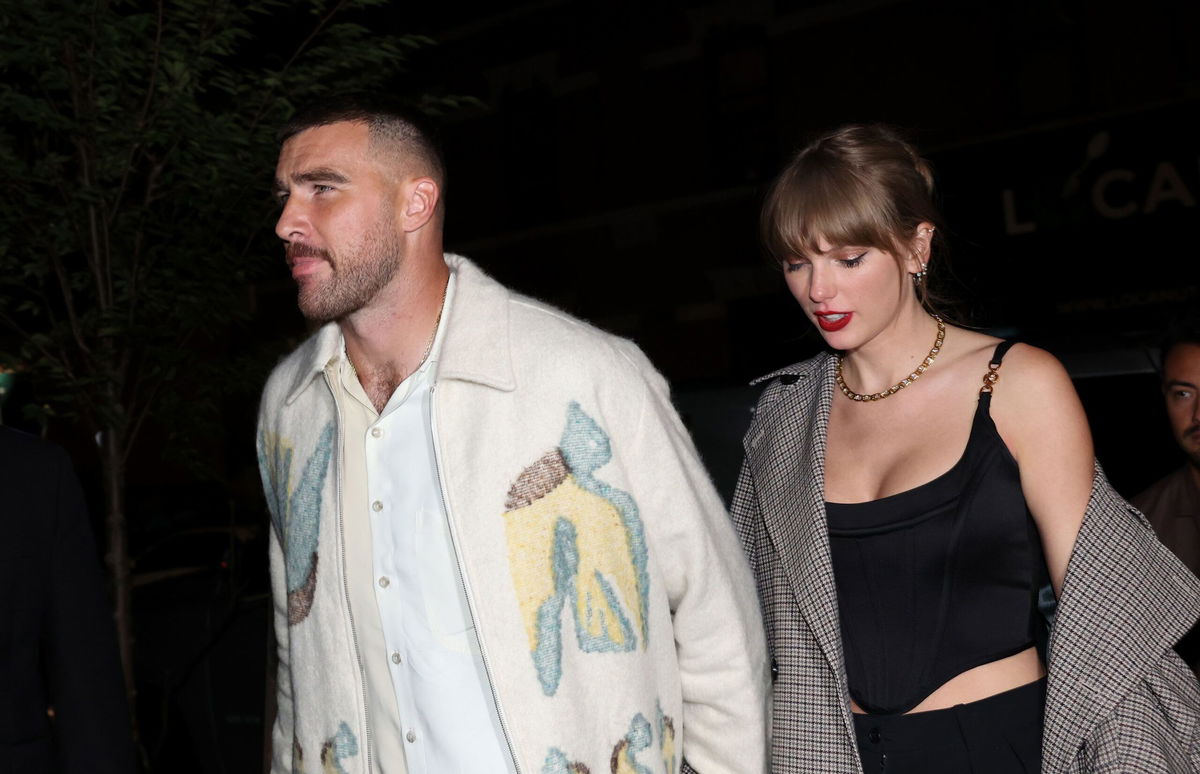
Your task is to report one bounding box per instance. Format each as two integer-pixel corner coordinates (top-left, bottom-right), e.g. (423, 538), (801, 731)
(912, 228), (933, 283)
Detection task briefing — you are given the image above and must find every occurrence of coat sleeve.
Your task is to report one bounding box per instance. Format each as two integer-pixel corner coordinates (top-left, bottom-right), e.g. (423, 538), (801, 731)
(258, 416), (295, 774)
(267, 526), (296, 773)
(1077, 651), (1200, 773)
(618, 345), (770, 774)
(1048, 464), (1200, 773)
(45, 445), (137, 774)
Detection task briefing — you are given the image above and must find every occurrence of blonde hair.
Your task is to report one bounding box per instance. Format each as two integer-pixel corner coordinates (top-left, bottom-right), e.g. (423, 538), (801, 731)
(761, 124), (949, 312)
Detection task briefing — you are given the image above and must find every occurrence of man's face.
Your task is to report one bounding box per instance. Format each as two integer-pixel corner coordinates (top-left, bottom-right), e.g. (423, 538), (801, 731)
(1163, 342), (1200, 468)
(273, 121), (402, 322)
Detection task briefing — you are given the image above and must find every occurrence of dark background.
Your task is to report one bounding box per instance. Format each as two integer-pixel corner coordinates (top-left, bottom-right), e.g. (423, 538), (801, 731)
(10, 1), (1200, 771)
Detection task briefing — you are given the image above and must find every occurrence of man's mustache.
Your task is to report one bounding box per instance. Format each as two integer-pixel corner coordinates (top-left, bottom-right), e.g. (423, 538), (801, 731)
(286, 243), (332, 263)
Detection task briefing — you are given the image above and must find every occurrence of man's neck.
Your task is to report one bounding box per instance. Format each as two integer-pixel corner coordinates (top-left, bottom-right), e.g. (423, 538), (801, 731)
(1187, 461), (1200, 493)
(341, 253), (450, 409)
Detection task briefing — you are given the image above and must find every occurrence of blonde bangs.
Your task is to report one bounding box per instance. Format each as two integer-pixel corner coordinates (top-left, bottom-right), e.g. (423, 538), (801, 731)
(763, 160), (903, 265)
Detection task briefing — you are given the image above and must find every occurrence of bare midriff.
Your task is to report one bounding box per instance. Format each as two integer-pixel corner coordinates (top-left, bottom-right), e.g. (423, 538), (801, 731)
(849, 646), (1045, 715)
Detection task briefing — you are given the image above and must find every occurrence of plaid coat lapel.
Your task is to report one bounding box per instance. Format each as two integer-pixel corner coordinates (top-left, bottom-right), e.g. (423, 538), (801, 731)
(745, 355), (855, 734)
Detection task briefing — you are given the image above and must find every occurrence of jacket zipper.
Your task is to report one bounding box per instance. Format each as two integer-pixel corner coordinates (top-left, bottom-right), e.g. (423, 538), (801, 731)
(323, 369), (376, 774)
(429, 381), (523, 773)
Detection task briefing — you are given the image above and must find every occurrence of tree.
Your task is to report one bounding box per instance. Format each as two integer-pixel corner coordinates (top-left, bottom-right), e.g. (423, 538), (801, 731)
(0, 0), (451, 761)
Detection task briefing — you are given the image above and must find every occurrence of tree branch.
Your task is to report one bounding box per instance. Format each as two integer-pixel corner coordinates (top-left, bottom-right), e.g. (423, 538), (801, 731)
(245, 0), (353, 136)
(108, 0), (165, 227)
(47, 244), (93, 357)
(0, 309), (74, 381)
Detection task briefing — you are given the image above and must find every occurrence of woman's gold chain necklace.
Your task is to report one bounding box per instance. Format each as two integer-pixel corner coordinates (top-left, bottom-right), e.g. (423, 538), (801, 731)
(835, 315), (945, 402)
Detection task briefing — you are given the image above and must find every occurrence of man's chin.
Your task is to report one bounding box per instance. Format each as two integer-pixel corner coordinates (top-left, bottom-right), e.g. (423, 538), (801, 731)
(297, 293), (343, 324)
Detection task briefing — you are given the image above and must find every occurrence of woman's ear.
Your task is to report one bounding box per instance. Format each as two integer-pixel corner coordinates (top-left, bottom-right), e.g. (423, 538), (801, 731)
(903, 222), (936, 274)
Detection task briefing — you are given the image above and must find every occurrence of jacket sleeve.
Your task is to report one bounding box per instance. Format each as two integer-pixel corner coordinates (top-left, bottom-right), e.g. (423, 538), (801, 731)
(619, 346), (770, 774)
(1049, 464), (1200, 773)
(258, 416), (295, 774)
(267, 526), (295, 773)
(1077, 650), (1200, 773)
(46, 446), (137, 774)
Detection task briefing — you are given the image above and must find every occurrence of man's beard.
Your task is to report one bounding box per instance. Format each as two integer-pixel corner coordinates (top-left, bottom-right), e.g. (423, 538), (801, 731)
(290, 222), (403, 323)
(1182, 424), (1200, 471)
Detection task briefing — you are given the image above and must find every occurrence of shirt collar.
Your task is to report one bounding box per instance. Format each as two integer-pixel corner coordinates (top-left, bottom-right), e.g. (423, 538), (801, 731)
(285, 254), (513, 405)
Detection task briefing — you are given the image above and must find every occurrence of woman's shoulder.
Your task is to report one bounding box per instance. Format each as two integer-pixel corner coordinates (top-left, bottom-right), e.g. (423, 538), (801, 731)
(988, 341), (1076, 404)
(937, 329), (1083, 442)
(942, 327), (1071, 393)
(980, 339), (1091, 462)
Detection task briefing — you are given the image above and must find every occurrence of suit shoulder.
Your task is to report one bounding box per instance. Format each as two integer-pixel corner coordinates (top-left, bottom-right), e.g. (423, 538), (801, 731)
(1131, 467), (1189, 519)
(0, 427), (74, 495)
(0, 426), (68, 466)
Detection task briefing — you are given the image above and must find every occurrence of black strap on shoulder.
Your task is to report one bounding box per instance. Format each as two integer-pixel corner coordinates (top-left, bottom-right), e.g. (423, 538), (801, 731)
(980, 340), (1018, 395)
(990, 340), (1018, 366)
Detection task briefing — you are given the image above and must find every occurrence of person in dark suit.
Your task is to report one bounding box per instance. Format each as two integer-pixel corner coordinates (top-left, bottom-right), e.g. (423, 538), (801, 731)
(0, 426), (136, 773)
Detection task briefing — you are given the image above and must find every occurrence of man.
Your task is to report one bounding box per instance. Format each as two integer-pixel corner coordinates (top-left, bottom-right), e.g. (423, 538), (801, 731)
(1133, 322), (1200, 670)
(256, 96), (768, 774)
(1134, 325), (1200, 575)
(0, 427), (136, 773)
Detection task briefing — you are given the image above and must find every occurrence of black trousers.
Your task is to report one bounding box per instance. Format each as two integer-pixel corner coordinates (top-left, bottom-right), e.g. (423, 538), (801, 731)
(853, 678), (1045, 774)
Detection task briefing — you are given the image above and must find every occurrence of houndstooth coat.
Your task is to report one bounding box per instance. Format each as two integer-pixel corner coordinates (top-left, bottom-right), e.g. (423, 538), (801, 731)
(731, 352), (1200, 774)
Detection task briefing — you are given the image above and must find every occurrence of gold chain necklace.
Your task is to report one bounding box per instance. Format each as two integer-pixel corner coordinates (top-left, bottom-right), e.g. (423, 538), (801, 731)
(835, 315), (945, 402)
(348, 280), (448, 380)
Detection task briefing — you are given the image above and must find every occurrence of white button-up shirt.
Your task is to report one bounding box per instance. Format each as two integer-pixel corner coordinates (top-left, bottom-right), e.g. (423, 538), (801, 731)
(334, 274), (514, 774)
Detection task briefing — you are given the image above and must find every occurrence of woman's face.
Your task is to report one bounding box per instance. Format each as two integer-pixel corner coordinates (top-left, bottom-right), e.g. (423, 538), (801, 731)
(782, 235), (921, 351)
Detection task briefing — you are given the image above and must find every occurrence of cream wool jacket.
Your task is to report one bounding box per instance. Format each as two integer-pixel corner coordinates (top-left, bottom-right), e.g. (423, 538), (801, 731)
(257, 255), (769, 774)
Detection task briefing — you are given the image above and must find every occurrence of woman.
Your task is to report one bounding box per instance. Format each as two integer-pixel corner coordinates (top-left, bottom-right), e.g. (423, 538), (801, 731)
(733, 124), (1200, 773)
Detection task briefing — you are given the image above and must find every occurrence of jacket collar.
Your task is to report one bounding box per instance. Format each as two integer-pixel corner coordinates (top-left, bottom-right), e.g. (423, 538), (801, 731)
(744, 353), (856, 738)
(284, 253), (516, 405)
(750, 353), (828, 386)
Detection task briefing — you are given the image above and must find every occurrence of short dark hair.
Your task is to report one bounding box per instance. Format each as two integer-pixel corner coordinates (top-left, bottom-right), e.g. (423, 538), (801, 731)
(1162, 310), (1200, 365)
(279, 94), (446, 188)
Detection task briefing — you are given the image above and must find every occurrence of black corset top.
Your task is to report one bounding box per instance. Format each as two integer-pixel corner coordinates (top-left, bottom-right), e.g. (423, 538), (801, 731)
(825, 346), (1047, 715)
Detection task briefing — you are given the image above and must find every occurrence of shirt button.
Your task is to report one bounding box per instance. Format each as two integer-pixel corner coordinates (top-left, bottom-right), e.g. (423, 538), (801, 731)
(372, 500), (383, 512)
(391, 652), (401, 664)
(406, 730), (416, 743)
(370, 427), (382, 438)
(378, 576), (390, 588)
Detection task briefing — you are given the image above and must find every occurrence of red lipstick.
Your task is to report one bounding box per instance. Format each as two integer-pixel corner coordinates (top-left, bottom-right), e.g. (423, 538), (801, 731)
(815, 311), (852, 332)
